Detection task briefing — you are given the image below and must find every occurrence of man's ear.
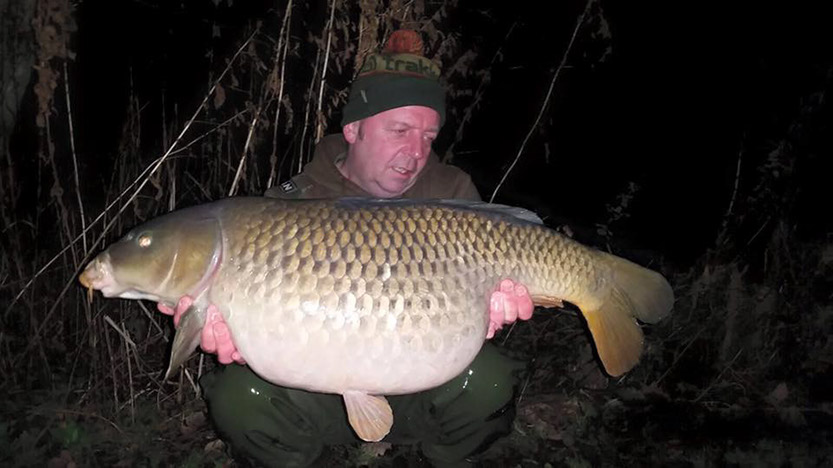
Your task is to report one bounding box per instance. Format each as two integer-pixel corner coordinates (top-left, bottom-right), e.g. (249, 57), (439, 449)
(343, 121), (359, 144)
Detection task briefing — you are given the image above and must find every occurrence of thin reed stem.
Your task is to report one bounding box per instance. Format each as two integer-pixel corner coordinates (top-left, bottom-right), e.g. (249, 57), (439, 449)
(315, 0), (338, 142)
(268, 0), (294, 189)
(64, 61), (87, 256)
(490, 0), (593, 203)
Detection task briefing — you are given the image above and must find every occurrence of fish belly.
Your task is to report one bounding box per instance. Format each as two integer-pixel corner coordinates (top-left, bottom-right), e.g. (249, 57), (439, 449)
(213, 271), (495, 394)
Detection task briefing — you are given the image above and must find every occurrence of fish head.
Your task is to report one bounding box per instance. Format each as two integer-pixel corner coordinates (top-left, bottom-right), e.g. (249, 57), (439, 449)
(80, 209), (222, 305)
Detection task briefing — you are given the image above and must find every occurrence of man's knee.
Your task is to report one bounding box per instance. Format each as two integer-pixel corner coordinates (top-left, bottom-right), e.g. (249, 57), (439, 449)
(434, 344), (525, 418)
(470, 344), (525, 406)
(417, 344), (525, 463)
(200, 365), (330, 467)
(201, 365), (272, 435)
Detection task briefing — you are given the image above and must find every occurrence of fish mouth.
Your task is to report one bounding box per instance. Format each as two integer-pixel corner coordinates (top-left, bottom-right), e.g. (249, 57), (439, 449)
(79, 253), (121, 298)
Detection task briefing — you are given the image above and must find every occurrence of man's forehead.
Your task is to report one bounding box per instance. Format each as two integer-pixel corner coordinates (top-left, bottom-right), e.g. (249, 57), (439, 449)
(387, 119), (440, 132)
(376, 106), (440, 130)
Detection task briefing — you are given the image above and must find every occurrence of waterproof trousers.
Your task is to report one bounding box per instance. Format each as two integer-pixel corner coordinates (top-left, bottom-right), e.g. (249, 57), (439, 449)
(201, 343), (524, 467)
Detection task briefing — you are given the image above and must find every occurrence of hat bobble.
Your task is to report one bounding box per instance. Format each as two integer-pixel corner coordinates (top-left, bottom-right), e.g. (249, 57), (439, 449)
(383, 30), (424, 55)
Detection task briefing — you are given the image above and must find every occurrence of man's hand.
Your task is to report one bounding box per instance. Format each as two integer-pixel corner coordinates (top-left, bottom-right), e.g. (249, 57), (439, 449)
(487, 279), (534, 339)
(157, 296), (193, 327)
(157, 296), (246, 365)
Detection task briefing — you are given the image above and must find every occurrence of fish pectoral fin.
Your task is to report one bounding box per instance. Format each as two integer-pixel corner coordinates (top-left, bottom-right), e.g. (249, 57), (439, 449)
(531, 294), (564, 308)
(164, 305), (205, 380)
(342, 391), (393, 442)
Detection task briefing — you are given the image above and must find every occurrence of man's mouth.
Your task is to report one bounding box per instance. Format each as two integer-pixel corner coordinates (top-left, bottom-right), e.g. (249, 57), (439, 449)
(392, 166), (414, 176)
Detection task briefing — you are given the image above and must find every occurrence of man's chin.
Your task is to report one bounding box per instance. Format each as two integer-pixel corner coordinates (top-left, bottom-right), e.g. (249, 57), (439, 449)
(374, 180), (414, 198)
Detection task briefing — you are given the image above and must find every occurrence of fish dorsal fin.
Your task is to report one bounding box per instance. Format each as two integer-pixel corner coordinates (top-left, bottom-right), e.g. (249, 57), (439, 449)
(342, 391), (393, 442)
(164, 305), (206, 380)
(334, 197), (544, 225)
(431, 199), (544, 225)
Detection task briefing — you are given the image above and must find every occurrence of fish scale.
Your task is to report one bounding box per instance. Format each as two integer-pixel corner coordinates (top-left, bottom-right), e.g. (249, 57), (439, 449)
(79, 196), (674, 441)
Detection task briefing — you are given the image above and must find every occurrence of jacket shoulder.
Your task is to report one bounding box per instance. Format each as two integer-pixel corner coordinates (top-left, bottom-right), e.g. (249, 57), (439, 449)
(315, 134), (348, 161)
(264, 173), (314, 199)
(264, 134), (347, 199)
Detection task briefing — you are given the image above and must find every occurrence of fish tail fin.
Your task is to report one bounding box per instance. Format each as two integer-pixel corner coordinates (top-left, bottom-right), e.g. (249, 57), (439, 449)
(581, 253), (674, 376)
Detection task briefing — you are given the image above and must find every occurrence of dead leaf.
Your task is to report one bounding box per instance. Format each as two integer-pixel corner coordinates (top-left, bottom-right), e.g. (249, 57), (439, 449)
(361, 442), (392, 458)
(214, 84), (226, 109)
(180, 411), (207, 436)
(517, 394), (580, 441)
(205, 439), (226, 453)
(768, 382), (789, 405)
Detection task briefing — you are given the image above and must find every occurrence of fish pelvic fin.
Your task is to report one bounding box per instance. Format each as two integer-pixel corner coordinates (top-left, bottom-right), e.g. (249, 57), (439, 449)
(343, 391), (393, 442)
(164, 305), (206, 380)
(582, 253), (675, 377)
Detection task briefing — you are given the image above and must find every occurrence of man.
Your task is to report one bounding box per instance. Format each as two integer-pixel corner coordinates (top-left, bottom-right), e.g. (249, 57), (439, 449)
(160, 31), (534, 466)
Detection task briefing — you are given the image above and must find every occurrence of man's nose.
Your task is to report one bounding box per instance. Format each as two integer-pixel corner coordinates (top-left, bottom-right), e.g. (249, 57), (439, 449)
(406, 133), (427, 159)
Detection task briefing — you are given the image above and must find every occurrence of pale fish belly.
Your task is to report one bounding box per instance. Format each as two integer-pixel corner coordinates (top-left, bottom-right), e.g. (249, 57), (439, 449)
(212, 271), (494, 395)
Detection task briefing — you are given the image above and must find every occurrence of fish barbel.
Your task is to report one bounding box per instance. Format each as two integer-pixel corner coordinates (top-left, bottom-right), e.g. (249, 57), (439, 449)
(79, 197), (673, 441)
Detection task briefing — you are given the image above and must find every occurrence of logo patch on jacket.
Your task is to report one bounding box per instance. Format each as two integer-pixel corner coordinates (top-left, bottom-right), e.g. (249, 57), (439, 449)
(279, 180), (297, 193)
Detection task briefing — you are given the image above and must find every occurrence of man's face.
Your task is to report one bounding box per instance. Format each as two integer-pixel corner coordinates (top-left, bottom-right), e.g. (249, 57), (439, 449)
(341, 105), (440, 198)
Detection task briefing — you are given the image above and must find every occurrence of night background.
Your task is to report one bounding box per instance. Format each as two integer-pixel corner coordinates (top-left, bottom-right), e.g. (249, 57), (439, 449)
(1, 0), (831, 466)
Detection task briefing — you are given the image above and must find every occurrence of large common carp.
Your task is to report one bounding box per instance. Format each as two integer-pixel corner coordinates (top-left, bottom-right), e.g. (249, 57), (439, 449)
(79, 197), (673, 441)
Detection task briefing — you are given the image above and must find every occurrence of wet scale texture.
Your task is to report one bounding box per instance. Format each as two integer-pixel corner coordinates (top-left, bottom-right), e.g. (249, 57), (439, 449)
(206, 198), (598, 395)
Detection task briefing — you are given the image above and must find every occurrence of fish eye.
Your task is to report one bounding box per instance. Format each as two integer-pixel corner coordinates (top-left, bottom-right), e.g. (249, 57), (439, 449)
(137, 233), (152, 248)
